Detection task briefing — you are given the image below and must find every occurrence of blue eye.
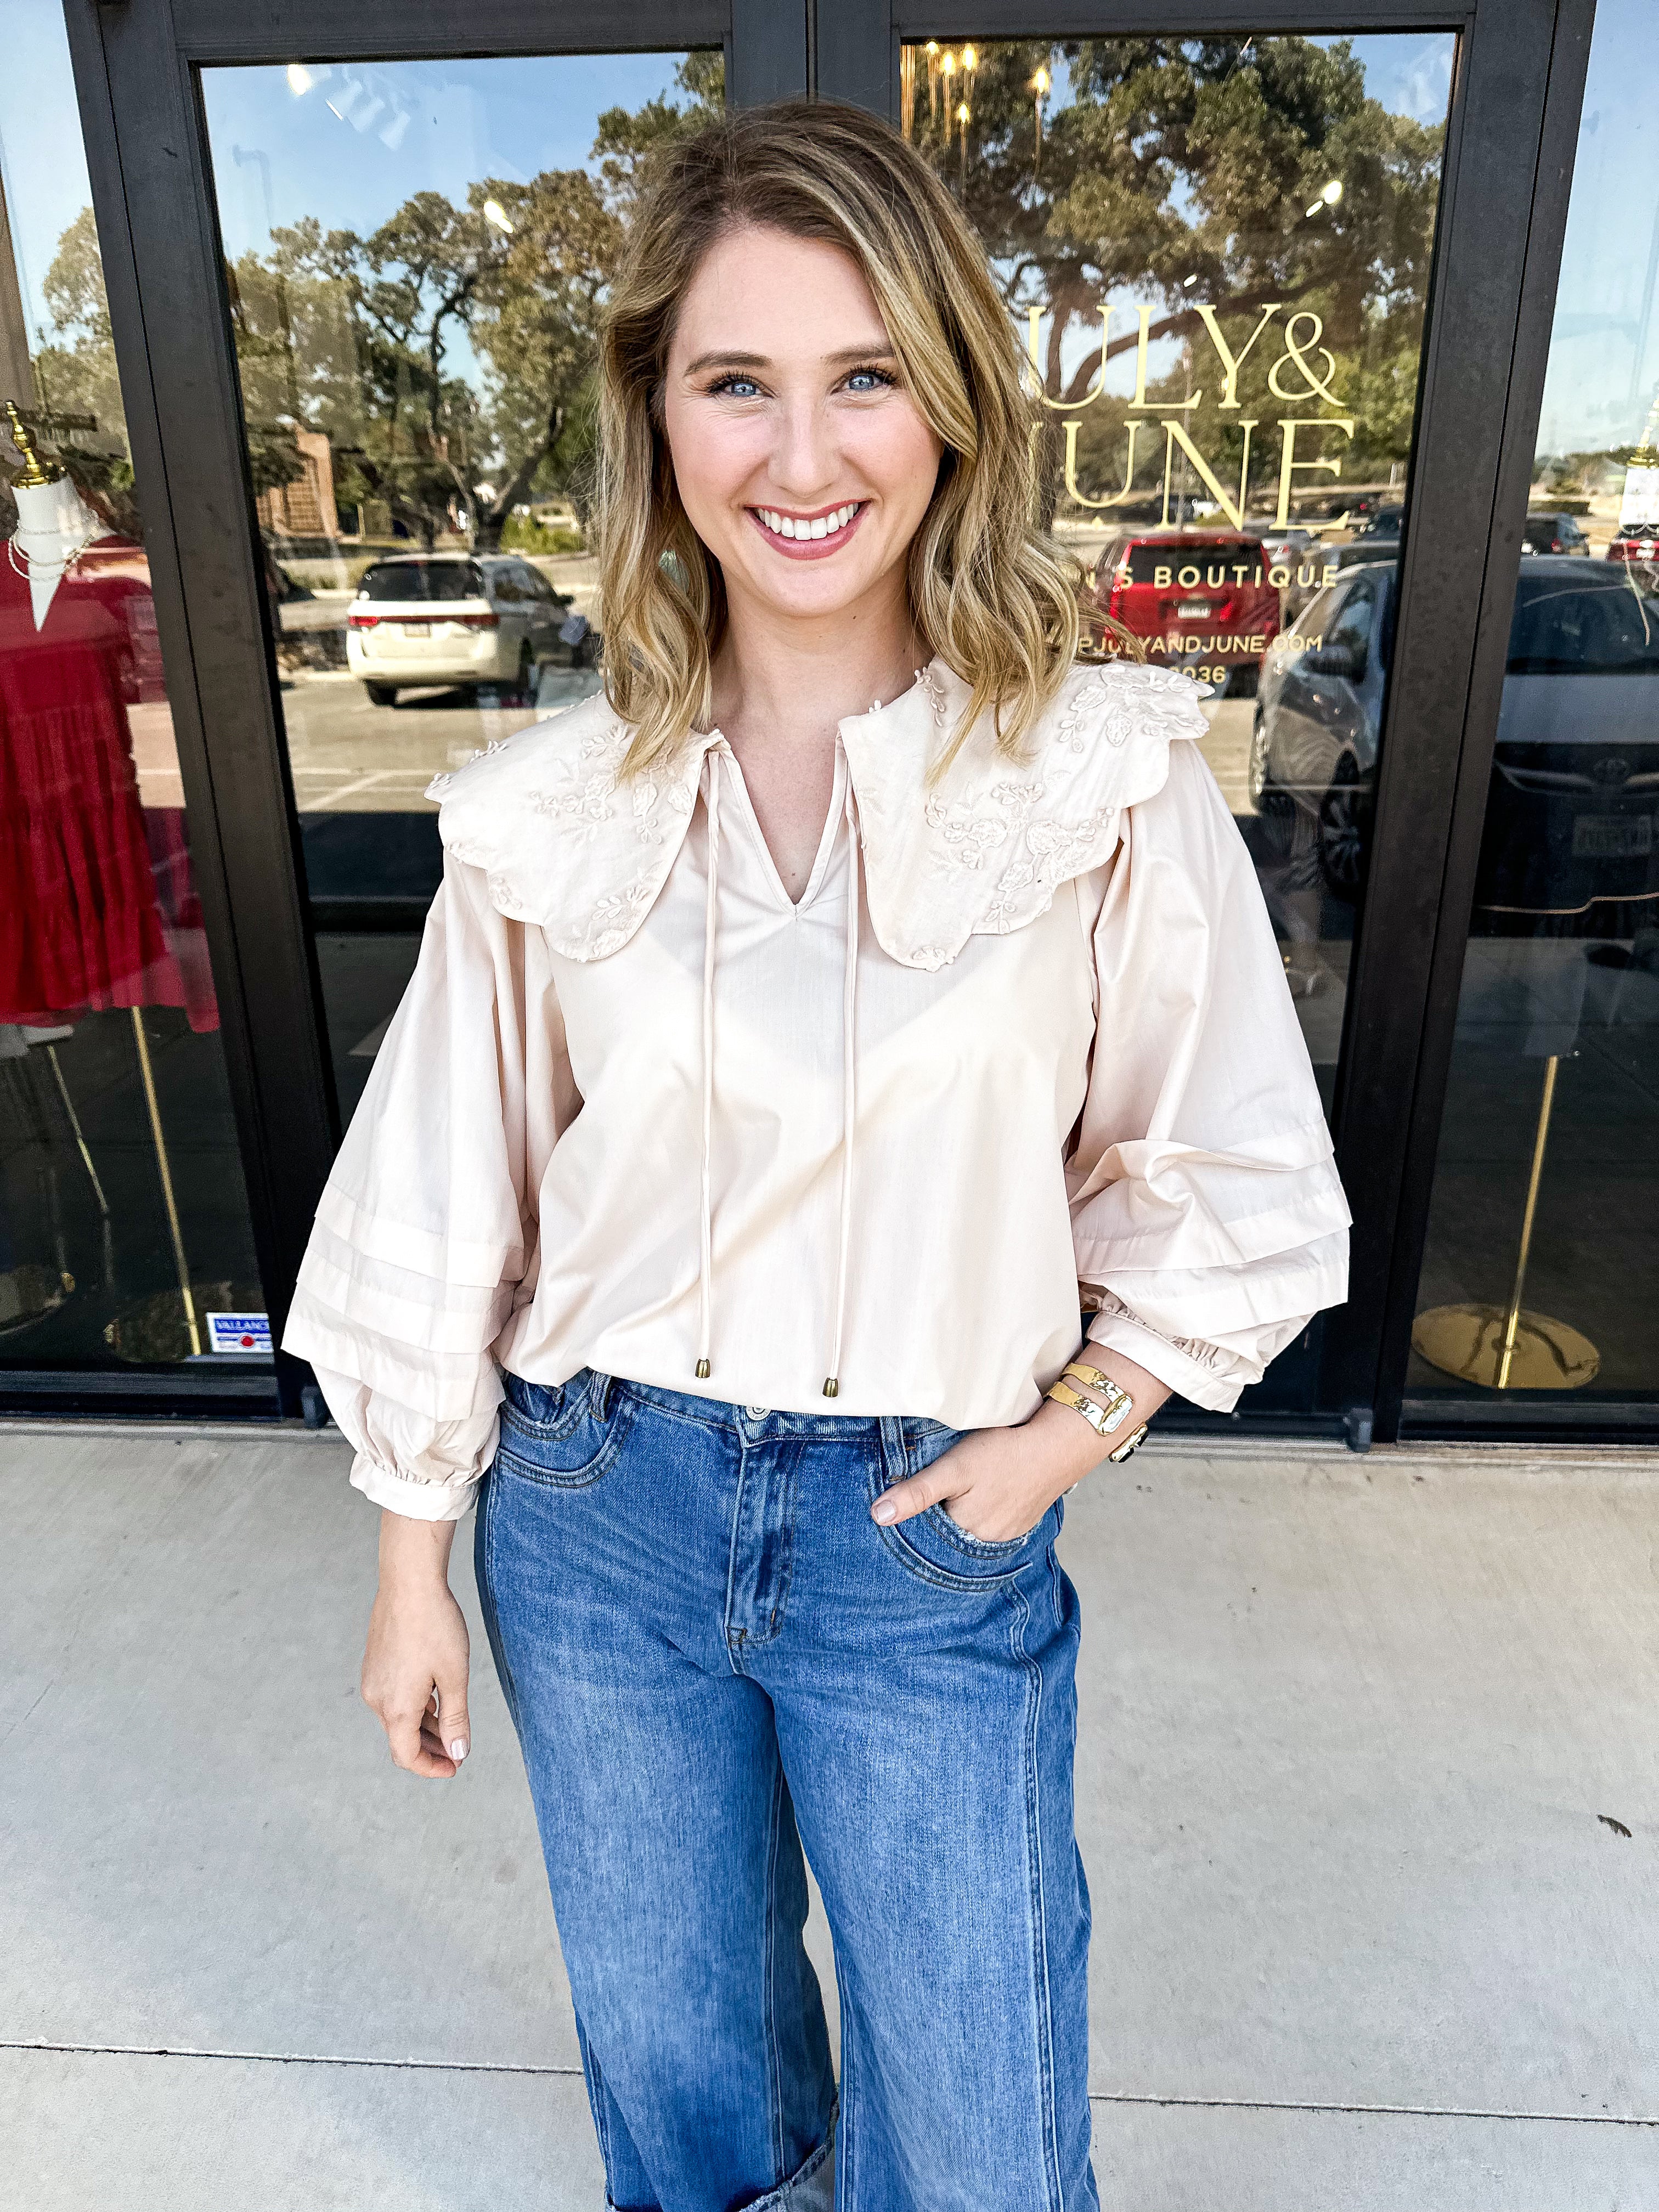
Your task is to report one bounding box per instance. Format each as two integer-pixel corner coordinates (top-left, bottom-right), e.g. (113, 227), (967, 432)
(710, 374), (763, 399)
(846, 366), (896, 393)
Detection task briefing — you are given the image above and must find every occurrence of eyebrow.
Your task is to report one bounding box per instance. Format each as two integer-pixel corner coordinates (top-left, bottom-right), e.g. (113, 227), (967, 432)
(681, 343), (899, 375)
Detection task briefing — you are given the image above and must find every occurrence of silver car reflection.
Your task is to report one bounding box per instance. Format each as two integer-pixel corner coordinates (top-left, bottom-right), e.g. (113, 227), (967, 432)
(1249, 556), (1659, 914)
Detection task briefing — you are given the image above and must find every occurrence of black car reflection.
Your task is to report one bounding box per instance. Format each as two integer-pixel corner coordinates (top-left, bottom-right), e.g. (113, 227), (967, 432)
(1249, 562), (1392, 899)
(1249, 557), (1659, 915)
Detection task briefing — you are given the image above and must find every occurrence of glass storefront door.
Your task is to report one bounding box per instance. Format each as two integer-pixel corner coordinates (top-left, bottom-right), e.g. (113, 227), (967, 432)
(902, 30), (1456, 1411)
(198, 47), (723, 1120)
(42, 0), (1588, 1431)
(1409, 0), (1659, 1410)
(0, 2), (266, 1380)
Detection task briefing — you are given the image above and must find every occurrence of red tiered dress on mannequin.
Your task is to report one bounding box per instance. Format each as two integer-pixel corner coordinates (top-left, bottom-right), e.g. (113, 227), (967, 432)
(0, 532), (218, 1031)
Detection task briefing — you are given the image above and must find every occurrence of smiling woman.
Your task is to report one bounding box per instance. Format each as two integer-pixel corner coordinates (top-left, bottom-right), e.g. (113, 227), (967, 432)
(281, 94), (1349, 2211)
(597, 101), (1079, 781)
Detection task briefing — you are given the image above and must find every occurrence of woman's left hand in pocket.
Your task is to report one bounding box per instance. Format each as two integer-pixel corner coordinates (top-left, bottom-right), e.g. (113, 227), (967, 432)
(871, 1400), (1111, 1543)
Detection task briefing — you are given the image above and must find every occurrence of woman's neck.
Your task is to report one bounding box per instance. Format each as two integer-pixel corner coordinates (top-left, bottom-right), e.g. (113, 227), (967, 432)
(706, 583), (926, 903)
(709, 587), (923, 753)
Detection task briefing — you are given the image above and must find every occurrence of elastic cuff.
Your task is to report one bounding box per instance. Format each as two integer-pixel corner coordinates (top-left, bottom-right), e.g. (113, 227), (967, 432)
(1085, 1310), (1248, 1414)
(348, 1453), (479, 1522)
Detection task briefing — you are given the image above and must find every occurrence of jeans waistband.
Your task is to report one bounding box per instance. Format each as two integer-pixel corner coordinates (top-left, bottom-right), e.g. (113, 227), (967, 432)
(504, 1365), (946, 1444)
(607, 1370), (899, 1441)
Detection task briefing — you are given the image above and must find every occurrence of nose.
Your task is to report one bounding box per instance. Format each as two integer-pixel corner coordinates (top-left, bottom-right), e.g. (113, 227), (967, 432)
(768, 393), (839, 506)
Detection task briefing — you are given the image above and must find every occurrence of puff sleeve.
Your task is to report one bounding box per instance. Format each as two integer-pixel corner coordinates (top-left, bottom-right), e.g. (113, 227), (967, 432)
(281, 849), (577, 1519)
(1067, 740), (1350, 1410)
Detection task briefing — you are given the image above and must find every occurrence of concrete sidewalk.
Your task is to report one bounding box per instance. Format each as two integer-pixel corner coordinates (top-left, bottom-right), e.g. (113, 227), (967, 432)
(3, 1422), (1656, 2209)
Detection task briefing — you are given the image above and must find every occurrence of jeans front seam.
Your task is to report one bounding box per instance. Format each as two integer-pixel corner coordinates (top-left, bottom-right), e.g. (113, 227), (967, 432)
(1011, 1578), (1065, 2212)
(833, 1950), (859, 2212)
(764, 1760), (787, 2185)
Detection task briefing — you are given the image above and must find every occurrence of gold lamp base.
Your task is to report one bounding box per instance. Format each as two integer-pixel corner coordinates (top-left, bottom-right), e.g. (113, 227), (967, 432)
(1412, 1301), (1599, 1391)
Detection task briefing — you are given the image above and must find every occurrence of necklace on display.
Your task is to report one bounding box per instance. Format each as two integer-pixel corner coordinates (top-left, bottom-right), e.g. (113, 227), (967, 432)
(7, 528), (94, 583)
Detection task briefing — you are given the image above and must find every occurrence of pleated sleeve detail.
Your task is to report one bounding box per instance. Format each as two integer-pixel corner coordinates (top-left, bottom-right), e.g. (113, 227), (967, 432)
(283, 850), (570, 1518)
(1068, 742), (1350, 1411)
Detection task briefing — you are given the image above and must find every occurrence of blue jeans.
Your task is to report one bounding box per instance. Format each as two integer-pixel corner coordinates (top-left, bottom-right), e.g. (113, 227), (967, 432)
(476, 1368), (1098, 2212)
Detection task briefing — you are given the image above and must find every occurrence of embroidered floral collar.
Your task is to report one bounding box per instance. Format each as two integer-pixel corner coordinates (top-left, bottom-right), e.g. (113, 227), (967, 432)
(428, 656), (1209, 969)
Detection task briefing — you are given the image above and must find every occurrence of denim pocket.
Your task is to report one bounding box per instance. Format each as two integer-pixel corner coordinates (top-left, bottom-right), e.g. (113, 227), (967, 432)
(872, 1419), (1057, 1590)
(494, 1369), (630, 1489)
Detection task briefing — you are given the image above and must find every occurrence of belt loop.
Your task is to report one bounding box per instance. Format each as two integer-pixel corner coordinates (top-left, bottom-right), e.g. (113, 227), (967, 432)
(594, 1370), (614, 1419)
(877, 1415), (905, 1485)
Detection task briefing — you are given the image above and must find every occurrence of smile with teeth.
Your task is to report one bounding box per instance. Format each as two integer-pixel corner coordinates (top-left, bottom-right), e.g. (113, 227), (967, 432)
(754, 501), (864, 541)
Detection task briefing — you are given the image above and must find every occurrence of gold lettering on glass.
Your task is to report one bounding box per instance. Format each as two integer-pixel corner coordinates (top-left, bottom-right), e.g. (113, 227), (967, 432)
(1159, 418), (1257, 530)
(1192, 302), (1282, 408)
(1062, 417), (1144, 507)
(1275, 416), (1355, 526)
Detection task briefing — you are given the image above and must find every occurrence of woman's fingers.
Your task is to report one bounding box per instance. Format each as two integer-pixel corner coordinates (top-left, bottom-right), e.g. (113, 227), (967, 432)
(381, 1685), (448, 1775)
(431, 1662), (471, 1767)
(870, 1460), (956, 1526)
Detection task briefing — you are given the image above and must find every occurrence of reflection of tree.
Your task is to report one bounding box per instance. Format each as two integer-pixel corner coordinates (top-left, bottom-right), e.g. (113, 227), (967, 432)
(20, 56), (721, 552)
(24, 206), (142, 535)
(224, 52), (721, 548)
(907, 38), (1443, 517)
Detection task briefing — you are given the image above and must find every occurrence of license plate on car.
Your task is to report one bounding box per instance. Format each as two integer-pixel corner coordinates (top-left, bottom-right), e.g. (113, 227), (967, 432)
(401, 620), (431, 637)
(1572, 814), (1653, 859)
(1177, 601), (1212, 618)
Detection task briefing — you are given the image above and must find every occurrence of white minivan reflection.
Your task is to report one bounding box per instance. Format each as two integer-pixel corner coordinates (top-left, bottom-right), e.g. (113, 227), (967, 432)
(345, 552), (592, 706)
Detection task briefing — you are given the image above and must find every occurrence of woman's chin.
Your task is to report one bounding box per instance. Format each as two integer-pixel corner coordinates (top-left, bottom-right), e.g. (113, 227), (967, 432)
(726, 555), (890, 628)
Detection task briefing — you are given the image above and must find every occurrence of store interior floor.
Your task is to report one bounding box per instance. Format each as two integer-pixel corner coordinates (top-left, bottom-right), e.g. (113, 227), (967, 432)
(4, 1424), (1657, 2209)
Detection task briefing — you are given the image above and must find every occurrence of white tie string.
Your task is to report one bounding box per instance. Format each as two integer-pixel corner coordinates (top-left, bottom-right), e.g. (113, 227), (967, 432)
(695, 749), (721, 1379)
(823, 775), (860, 1399)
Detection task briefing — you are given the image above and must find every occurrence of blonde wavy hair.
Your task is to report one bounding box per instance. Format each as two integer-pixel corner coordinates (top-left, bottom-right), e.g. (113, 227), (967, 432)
(597, 97), (1081, 779)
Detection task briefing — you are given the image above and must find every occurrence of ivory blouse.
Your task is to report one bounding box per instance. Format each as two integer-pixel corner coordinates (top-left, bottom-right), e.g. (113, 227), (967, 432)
(284, 658), (1350, 1521)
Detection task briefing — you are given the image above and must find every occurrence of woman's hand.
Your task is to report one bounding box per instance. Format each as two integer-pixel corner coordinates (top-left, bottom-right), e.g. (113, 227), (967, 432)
(871, 1347), (1170, 1543)
(361, 1511), (472, 1779)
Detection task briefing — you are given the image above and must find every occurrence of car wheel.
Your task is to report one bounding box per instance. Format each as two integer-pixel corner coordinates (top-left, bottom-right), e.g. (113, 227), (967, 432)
(514, 644), (537, 704)
(363, 682), (398, 707)
(1317, 755), (1374, 902)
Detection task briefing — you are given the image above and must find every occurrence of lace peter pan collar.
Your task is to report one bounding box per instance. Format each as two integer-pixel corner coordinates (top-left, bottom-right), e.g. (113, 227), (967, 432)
(426, 656), (1210, 970)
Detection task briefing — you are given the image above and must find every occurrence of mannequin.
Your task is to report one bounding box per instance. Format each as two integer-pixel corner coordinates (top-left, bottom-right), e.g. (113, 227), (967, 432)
(8, 410), (111, 629)
(1, 402), (208, 1353)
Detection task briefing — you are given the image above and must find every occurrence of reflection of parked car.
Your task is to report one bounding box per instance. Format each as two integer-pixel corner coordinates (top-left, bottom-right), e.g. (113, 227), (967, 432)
(1246, 523), (1329, 617)
(1330, 506), (1403, 572)
(1251, 556), (1659, 911)
(1521, 511), (1590, 556)
(345, 552), (592, 706)
(1607, 527), (1659, 582)
(1090, 528), (1280, 692)
(1477, 560), (1659, 913)
(1250, 562), (1393, 898)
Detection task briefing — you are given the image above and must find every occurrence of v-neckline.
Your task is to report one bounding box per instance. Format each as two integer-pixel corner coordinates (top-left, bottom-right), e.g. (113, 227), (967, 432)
(713, 742), (846, 911)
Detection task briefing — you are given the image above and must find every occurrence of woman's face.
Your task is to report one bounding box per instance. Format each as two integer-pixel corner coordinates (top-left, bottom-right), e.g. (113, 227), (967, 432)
(662, 224), (945, 633)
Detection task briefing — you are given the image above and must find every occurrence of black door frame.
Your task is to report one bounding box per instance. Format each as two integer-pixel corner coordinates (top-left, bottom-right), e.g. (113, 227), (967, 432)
(37, 0), (1595, 1437)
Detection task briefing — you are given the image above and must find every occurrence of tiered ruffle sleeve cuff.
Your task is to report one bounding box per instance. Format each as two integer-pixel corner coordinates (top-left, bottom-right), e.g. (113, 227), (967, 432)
(1068, 742), (1351, 1411)
(283, 851), (576, 1519)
